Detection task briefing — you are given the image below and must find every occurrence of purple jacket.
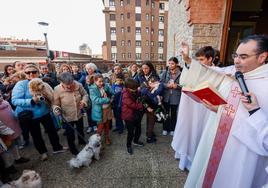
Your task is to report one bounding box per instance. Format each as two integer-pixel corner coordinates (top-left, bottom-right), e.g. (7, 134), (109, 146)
(0, 100), (21, 140)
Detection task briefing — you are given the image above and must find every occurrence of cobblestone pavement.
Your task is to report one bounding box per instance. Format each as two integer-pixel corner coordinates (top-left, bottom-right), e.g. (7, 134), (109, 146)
(14, 118), (187, 188)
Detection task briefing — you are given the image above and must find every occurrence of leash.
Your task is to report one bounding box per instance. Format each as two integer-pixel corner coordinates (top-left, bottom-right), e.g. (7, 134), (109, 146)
(57, 114), (88, 144)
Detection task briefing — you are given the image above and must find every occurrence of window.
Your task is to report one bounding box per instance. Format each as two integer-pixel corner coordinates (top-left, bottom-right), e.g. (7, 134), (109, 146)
(110, 28), (116, 34)
(128, 53), (131, 58)
(159, 29), (164, 36)
(128, 40), (131, 46)
(159, 3), (165, 10)
(120, 14), (124, 20)
(121, 40), (125, 46)
(127, 26), (131, 32)
(151, 15), (154, 22)
(120, 0), (124, 6)
(151, 41), (154, 46)
(146, 13), (149, 21)
(151, 28), (154, 34)
(146, 40), (149, 46)
(109, 0), (115, 6)
(121, 27), (124, 33)
(111, 41), (116, 46)
(159, 53), (164, 60)
(145, 53), (149, 59)
(127, 12), (130, 19)
(127, 0), (130, 4)
(135, 0), (141, 6)
(111, 53), (117, 60)
(151, 53), (154, 58)
(159, 16), (164, 23)
(135, 14), (141, 21)
(110, 14), (116, 21)
(122, 53), (126, 59)
(136, 41), (141, 46)
(146, 27), (149, 34)
(159, 42), (164, 48)
(146, 0), (149, 6)
(152, 1), (155, 8)
(136, 27), (141, 34)
(136, 53), (141, 60)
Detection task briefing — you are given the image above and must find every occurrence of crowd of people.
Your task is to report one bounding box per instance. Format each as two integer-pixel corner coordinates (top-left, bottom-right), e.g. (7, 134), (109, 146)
(0, 34), (267, 188)
(0, 57), (183, 184)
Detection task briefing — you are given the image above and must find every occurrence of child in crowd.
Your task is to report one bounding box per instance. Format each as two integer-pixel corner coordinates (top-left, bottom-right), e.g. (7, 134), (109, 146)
(111, 73), (124, 134)
(90, 74), (113, 145)
(85, 75), (97, 133)
(121, 78), (144, 155)
(140, 76), (165, 143)
(140, 76), (166, 121)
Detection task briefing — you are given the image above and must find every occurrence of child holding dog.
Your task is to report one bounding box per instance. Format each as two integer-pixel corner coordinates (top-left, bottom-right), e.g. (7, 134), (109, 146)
(121, 78), (144, 155)
(90, 74), (113, 145)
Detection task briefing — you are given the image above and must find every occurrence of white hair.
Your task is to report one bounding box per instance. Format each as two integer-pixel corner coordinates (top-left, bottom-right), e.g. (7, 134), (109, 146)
(85, 63), (97, 71)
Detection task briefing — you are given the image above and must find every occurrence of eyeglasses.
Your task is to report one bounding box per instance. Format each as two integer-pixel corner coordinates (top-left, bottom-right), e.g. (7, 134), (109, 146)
(25, 71), (38, 75)
(231, 52), (262, 60)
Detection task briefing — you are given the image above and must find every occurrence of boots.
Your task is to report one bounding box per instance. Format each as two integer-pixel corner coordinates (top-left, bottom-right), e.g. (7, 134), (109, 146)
(97, 124), (104, 135)
(105, 136), (111, 145)
(104, 122), (111, 145)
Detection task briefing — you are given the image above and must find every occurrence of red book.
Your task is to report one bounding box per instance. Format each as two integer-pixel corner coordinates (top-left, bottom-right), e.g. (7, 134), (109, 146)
(182, 82), (227, 106)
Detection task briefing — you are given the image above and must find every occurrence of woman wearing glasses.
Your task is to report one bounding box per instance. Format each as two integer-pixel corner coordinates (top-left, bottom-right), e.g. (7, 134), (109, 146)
(11, 64), (66, 161)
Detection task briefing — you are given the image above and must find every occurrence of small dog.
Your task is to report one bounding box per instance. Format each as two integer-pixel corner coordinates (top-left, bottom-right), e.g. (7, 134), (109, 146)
(2, 170), (42, 188)
(29, 78), (53, 106)
(69, 134), (101, 168)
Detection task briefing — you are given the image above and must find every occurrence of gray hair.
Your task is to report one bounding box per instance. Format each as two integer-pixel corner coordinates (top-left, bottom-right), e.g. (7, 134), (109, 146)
(85, 63), (97, 71)
(57, 72), (74, 84)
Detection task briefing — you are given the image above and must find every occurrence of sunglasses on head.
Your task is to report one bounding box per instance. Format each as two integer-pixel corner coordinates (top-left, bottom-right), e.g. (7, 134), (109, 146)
(25, 71), (38, 75)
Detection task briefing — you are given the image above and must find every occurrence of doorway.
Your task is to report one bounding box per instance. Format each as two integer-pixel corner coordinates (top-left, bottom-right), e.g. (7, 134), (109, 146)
(222, 0), (268, 66)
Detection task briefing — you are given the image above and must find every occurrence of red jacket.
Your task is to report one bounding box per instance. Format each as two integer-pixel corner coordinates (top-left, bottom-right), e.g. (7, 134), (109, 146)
(121, 88), (143, 121)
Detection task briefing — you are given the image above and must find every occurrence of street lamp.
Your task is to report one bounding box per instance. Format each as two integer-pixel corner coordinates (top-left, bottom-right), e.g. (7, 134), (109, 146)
(38, 21), (50, 64)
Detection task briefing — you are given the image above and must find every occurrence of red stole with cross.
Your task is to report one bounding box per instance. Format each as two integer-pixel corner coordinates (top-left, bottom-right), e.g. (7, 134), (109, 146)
(202, 81), (241, 188)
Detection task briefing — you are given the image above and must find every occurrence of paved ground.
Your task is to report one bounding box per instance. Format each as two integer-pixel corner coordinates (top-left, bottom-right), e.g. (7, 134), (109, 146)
(14, 118), (187, 188)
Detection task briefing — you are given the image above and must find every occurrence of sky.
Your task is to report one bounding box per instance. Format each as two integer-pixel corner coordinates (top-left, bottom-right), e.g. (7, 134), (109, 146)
(0, 0), (105, 54)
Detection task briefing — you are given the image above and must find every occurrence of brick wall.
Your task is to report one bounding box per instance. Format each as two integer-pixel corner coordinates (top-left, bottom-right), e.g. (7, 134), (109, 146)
(187, 0), (225, 24)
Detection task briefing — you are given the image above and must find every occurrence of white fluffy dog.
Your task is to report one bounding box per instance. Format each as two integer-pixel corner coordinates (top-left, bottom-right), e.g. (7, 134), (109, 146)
(69, 134), (101, 168)
(2, 170), (42, 188)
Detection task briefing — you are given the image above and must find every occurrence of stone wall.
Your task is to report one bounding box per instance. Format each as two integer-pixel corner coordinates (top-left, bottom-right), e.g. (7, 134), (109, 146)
(167, 0), (226, 60)
(192, 24), (222, 53)
(167, 0), (194, 60)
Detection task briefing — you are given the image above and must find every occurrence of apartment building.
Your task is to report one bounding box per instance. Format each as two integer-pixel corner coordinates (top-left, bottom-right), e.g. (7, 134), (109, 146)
(102, 0), (169, 64)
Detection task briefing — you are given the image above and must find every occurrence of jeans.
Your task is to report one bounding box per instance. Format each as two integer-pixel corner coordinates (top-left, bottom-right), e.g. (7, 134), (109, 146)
(163, 103), (178, 132)
(125, 120), (141, 147)
(64, 118), (85, 155)
(20, 113), (63, 154)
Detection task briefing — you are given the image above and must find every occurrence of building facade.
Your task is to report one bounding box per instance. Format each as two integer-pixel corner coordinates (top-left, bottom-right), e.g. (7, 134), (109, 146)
(79, 43), (92, 56)
(102, 0), (169, 66)
(167, 0), (268, 66)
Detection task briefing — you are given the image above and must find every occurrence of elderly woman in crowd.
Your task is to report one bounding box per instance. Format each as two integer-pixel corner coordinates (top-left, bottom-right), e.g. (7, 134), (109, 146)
(11, 64), (66, 161)
(53, 72), (88, 155)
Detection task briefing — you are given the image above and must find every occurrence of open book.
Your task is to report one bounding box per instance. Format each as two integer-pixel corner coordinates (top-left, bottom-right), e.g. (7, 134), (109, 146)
(182, 82), (227, 105)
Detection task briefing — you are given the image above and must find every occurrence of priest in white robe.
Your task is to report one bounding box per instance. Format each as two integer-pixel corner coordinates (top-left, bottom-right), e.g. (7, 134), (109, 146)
(183, 34), (268, 188)
(171, 46), (220, 171)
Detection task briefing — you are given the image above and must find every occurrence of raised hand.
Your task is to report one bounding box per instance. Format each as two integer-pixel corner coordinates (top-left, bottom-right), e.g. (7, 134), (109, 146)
(180, 41), (191, 64)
